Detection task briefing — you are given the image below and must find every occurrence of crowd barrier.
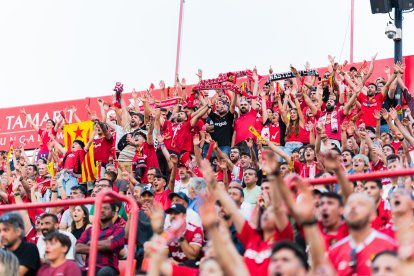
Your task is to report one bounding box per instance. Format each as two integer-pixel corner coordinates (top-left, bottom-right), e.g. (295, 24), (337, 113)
(0, 190), (139, 276)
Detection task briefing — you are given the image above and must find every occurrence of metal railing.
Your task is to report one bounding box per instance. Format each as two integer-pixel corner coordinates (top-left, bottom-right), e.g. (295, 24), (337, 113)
(0, 190), (139, 276)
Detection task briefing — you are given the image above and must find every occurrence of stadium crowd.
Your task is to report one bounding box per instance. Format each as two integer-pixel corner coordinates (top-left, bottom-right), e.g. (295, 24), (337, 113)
(0, 54), (414, 276)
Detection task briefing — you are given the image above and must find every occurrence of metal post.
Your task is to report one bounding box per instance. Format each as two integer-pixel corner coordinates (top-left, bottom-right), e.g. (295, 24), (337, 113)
(174, 0), (185, 81)
(350, 0), (355, 63)
(394, 6), (403, 107)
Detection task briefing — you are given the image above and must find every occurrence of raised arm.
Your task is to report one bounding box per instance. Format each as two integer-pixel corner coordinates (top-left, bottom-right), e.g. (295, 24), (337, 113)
(20, 108), (39, 132)
(323, 151), (353, 203)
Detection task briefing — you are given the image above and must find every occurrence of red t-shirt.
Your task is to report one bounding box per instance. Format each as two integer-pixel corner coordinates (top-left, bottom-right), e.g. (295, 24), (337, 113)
(234, 109), (259, 145)
(261, 123), (281, 144)
(318, 221), (349, 249)
(168, 222), (204, 263)
(165, 119), (192, 153)
(285, 125), (309, 144)
(357, 93), (384, 127)
(154, 188), (171, 210)
(93, 136), (114, 164)
(133, 142), (159, 183)
(237, 221), (294, 276)
(329, 230), (397, 276)
(391, 140), (402, 153)
(372, 199), (391, 231)
(38, 128), (58, 152)
(37, 260), (81, 276)
(293, 160), (321, 179)
(318, 108), (345, 141)
(182, 119), (205, 153)
(172, 265), (198, 276)
(62, 150), (86, 172)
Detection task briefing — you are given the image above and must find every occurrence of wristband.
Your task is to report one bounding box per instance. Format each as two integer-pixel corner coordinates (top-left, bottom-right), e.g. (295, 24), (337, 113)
(13, 192), (21, 197)
(159, 143), (165, 147)
(178, 237), (185, 243)
(51, 190), (58, 193)
(300, 217), (318, 227)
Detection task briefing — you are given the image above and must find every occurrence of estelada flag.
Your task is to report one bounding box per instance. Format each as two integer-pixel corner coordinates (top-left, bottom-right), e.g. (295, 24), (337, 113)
(63, 121), (97, 182)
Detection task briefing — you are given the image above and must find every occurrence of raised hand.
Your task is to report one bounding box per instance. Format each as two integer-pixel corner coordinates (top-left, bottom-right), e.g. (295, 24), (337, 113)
(380, 108), (389, 120)
(199, 159), (217, 191)
(199, 193), (218, 229)
(170, 154), (178, 165)
(193, 134), (201, 147)
(159, 80), (165, 90)
(389, 108), (398, 120)
(196, 69), (203, 81)
(371, 52), (378, 61)
(150, 203), (165, 233)
(384, 65), (390, 75)
(373, 110), (381, 120)
(269, 66), (273, 75)
(328, 55), (335, 64)
(323, 151), (341, 172)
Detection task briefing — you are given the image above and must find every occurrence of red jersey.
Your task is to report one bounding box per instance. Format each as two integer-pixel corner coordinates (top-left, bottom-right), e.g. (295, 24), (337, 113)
(285, 125), (309, 144)
(391, 140), (402, 153)
(357, 93), (384, 127)
(294, 160), (321, 179)
(93, 136), (113, 164)
(261, 122), (281, 144)
(318, 221), (349, 249)
(132, 142), (159, 183)
(62, 150), (86, 173)
(168, 222), (204, 263)
(237, 221), (294, 276)
(234, 109), (259, 145)
(165, 119), (192, 153)
(172, 265), (198, 276)
(329, 230), (397, 276)
(154, 188), (171, 211)
(182, 119), (205, 153)
(38, 128), (58, 151)
(318, 108), (345, 141)
(372, 199), (391, 231)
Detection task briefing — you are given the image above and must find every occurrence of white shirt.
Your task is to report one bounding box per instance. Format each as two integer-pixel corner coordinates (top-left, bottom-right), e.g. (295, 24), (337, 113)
(164, 208), (202, 230)
(37, 230), (77, 260)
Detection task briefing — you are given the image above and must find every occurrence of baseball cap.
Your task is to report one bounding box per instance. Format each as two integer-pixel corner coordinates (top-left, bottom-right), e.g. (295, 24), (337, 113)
(168, 192), (189, 203)
(165, 204), (187, 214)
(140, 186), (154, 196)
(154, 173), (168, 181)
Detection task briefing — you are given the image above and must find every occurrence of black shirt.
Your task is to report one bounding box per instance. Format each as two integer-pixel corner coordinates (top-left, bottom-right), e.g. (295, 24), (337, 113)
(208, 112), (235, 147)
(12, 241), (41, 276)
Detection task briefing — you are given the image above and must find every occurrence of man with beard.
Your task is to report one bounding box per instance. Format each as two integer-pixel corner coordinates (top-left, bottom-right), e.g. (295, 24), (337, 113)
(0, 212), (41, 276)
(315, 89), (358, 146)
(173, 163), (191, 196)
(329, 193), (397, 275)
(164, 105), (209, 155)
(233, 99), (260, 150)
(356, 69), (397, 127)
(37, 213), (77, 261)
(117, 112), (146, 173)
(76, 202), (125, 276)
(207, 95), (237, 156)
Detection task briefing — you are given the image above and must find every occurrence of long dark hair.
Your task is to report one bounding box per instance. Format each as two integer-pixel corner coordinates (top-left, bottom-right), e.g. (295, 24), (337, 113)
(286, 108), (300, 138)
(71, 205), (90, 232)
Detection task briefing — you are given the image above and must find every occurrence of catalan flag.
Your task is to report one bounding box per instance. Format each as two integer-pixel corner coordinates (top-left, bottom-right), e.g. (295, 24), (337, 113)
(63, 121), (97, 182)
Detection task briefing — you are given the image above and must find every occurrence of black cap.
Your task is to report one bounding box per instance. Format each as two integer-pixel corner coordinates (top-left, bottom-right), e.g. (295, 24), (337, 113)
(166, 204), (187, 214)
(168, 192), (189, 203)
(154, 173), (168, 181)
(140, 186), (154, 196)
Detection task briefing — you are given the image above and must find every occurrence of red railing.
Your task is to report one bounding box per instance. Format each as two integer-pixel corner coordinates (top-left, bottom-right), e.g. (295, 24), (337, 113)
(308, 168), (414, 185)
(0, 191), (139, 276)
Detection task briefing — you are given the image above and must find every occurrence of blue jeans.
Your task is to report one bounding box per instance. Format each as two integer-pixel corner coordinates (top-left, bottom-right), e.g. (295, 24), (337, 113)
(284, 142), (303, 156)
